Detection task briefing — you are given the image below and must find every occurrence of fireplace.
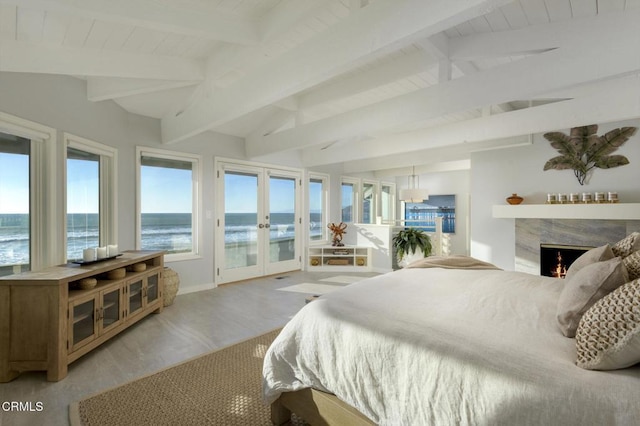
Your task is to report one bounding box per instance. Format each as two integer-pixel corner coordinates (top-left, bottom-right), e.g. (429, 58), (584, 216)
(540, 244), (593, 278)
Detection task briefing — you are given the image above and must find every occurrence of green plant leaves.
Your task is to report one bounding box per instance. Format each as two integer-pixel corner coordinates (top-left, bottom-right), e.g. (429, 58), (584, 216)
(543, 124), (637, 185)
(392, 227), (432, 261)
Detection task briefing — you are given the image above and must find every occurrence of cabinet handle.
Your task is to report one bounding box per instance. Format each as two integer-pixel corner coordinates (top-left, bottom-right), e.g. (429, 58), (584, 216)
(95, 309), (100, 323)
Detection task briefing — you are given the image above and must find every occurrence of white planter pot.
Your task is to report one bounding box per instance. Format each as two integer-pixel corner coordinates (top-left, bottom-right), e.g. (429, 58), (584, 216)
(398, 249), (425, 268)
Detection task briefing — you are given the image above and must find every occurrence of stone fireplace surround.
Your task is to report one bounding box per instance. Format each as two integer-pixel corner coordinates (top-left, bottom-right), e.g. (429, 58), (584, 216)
(515, 218), (640, 275)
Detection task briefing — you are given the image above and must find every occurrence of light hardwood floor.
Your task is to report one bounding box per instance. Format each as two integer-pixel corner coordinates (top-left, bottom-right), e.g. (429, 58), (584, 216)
(0, 270), (377, 426)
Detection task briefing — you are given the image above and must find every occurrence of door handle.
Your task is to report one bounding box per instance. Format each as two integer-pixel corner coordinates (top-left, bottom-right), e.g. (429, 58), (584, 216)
(258, 224), (264, 228)
(264, 224), (270, 228)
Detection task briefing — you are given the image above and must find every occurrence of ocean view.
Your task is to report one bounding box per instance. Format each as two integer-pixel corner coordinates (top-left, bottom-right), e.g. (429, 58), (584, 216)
(0, 212), (307, 268)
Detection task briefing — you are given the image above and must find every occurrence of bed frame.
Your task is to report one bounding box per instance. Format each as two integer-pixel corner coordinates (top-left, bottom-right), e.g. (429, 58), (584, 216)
(271, 389), (374, 426)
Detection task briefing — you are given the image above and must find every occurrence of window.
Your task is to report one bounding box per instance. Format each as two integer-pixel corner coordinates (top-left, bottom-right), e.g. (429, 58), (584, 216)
(381, 182), (396, 224)
(361, 180), (378, 224)
(137, 147), (201, 259)
(65, 134), (117, 262)
(341, 177), (359, 223)
(0, 112), (57, 274)
(0, 132), (31, 275)
(308, 173), (329, 241)
(66, 148), (99, 260)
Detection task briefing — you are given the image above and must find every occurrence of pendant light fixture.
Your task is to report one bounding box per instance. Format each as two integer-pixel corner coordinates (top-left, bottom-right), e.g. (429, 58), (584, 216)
(399, 166), (429, 202)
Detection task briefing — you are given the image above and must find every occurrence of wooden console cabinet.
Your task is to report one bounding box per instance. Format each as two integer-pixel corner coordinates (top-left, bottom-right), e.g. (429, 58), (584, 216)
(0, 250), (164, 382)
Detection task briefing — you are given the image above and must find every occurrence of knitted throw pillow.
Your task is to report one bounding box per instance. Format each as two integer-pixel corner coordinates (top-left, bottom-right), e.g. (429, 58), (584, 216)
(623, 251), (640, 281)
(575, 279), (640, 370)
(611, 232), (640, 258)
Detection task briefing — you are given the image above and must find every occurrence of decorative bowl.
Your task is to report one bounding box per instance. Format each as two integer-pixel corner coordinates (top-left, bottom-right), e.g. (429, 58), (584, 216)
(78, 278), (97, 290)
(506, 193), (524, 205)
(131, 263), (147, 272)
(107, 268), (126, 280)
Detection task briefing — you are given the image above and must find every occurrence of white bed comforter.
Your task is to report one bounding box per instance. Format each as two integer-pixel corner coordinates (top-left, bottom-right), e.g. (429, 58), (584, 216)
(263, 268), (640, 425)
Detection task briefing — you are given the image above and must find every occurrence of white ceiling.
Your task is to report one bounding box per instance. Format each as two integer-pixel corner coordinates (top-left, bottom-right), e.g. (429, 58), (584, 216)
(1, 0), (639, 175)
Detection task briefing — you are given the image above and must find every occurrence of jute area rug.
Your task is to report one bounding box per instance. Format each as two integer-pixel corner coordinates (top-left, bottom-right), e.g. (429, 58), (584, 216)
(69, 329), (295, 426)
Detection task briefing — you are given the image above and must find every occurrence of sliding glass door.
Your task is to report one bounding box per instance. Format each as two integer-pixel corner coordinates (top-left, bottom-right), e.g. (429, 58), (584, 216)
(216, 162), (301, 283)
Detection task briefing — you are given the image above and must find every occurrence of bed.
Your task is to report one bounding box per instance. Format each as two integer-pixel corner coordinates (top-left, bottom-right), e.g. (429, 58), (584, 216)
(263, 254), (640, 425)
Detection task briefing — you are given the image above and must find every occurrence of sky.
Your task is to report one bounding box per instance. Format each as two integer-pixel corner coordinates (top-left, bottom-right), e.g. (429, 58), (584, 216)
(0, 153), (29, 213)
(1, 152), (319, 215)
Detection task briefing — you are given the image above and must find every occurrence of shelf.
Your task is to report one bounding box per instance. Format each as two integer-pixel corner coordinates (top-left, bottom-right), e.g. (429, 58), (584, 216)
(307, 246), (371, 271)
(492, 203), (640, 220)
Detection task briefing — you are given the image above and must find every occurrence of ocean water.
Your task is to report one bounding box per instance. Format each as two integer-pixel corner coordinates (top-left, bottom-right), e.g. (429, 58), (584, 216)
(0, 212), (305, 267)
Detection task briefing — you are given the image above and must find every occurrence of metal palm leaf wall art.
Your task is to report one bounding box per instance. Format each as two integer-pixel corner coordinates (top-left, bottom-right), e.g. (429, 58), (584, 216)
(543, 124), (637, 185)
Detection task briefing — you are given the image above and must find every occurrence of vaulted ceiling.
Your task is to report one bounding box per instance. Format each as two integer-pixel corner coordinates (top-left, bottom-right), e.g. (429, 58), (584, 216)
(1, 0), (639, 176)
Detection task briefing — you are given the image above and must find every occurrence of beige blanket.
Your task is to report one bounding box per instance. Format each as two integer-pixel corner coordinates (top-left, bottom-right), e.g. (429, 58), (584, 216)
(406, 255), (501, 270)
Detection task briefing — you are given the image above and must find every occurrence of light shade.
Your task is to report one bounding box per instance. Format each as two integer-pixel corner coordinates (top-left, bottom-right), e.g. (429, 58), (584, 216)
(399, 188), (429, 203)
(399, 166), (429, 202)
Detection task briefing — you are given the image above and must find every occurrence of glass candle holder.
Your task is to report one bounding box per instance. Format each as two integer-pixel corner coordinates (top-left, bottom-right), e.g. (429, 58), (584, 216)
(581, 192), (593, 203)
(608, 192), (619, 203)
(546, 193), (557, 204)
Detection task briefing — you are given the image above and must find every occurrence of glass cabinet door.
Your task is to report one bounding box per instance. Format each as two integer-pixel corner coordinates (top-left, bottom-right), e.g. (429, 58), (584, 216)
(69, 296), (97, 352)
(128, 279), (144, 317)
(146, 273), (159, 304)
(100, 286), (121, 332)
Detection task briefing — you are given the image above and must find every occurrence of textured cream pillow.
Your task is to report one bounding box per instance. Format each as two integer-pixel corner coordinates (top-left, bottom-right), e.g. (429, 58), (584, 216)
(557, 257), (628, 337)
(611, 232), (640, 258)
(623, 250), (640, 281)
(564, 244), (614, 282)
(576, 279), (640, 370)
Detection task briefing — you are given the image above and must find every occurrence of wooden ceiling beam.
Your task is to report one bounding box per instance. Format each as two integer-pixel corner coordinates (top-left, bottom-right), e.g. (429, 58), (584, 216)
(0, 39), (205, 80)
(161, 0), (512, 144)
(302, 74), (640, 170)
(87, 78), (200, 102)
(248, 19), (640, 157)
(0, 0), (259, 45)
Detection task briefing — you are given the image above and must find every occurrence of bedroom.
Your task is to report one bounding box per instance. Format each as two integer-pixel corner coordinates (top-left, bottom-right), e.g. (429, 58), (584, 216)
(1, 0), (640, 424)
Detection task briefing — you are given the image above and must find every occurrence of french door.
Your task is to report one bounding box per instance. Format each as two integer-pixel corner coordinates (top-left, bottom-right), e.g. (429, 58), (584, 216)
(216, 161), (301, 284)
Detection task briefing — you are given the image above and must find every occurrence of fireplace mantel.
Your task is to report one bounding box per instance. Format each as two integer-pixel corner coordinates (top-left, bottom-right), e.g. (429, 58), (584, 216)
(492, 203), (640, 220)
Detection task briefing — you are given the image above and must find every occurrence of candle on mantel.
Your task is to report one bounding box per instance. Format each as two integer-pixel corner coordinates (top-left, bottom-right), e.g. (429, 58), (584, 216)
(107, 244), (118, 257)
(96, 246), (107, 259)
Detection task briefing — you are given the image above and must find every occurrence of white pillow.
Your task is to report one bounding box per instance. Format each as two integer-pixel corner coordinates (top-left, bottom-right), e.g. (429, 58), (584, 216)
(556, 257), (628, 337)
(564, 244), (614, 282)
(576, 279), (640, 370)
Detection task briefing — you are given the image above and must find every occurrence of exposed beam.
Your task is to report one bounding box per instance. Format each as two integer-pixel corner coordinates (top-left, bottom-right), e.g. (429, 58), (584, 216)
(0, 39), (205, 80)
(0, 0), (258, 45)
(161, 0), (512, 144)
(447, 11), (640, 60)
(347, 138), (527, 174)
(301, 74), (640, 168)
(298, 49), (437, 110)
(249, 19), (640, 157)
(87, 78), (201, 102)
(373, 159), (473, 178)
(205, 0), (335, 84)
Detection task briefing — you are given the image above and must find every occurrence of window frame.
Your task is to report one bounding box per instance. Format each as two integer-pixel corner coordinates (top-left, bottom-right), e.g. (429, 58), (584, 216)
(361, 179), (379, 224)
(340, 176), (360, 224)
(0, 111), (57, 272)
(308, 172), (330, 244)
(136, 146), (202, 262)
(64, 133), (117, 262)
(381, 182), (396, 224)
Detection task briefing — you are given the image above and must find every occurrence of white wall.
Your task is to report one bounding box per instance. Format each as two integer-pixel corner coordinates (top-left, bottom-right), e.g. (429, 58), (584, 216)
(470, 119), (640, 270)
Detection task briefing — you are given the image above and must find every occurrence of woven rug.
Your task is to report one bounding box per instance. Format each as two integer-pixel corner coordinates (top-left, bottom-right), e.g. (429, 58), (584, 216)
(69, 329), (288, 426)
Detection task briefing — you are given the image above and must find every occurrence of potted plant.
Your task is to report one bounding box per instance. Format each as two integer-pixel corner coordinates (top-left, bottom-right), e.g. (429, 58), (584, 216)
(393, 227), (432, 268)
